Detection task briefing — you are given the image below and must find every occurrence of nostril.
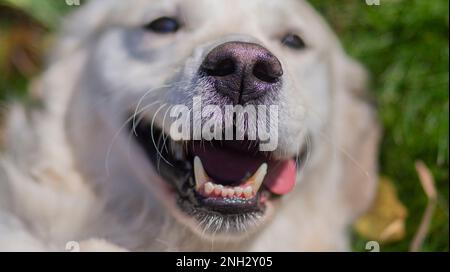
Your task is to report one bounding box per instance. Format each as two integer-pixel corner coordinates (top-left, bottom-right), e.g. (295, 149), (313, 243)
(202, 58), (236, 77)
(252, 60), (283, 83)
(199, 41), (283, 104)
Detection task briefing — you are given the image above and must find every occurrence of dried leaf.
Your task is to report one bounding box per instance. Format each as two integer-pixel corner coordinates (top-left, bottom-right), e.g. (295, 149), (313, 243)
(0, 5), (47, 81)
(354, 176), (408, 244)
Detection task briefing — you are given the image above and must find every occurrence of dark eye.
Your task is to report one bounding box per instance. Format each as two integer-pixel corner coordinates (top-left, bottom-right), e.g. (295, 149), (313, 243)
(281, 33), (306, 50)
(144, 16), (180, 33)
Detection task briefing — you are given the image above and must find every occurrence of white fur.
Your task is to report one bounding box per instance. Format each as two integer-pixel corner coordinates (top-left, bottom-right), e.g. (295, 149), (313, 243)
(0, 0), (380, 251)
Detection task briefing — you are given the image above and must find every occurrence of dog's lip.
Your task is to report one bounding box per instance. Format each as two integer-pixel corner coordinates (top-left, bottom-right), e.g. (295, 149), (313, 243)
(194, 190), (266, 213)
(130, 115), (304, 218)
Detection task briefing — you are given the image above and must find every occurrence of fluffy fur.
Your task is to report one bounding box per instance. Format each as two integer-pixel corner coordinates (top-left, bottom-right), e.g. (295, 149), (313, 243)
(0, 0), (380, 251)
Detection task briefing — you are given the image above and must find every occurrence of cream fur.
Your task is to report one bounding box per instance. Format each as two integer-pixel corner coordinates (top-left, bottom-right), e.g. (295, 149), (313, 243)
(0, 0), (380, 251)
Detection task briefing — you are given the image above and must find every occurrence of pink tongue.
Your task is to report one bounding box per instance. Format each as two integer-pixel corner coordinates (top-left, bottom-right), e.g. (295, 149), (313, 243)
(264, 160), (297, 195)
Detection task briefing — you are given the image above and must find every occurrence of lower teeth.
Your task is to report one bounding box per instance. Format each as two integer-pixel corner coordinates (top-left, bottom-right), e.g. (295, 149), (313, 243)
(193, 156), (268, 199)
(201, 182), (254, 199)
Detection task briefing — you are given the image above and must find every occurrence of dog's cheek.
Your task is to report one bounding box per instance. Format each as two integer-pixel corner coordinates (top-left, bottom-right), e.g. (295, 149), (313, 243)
(334, 54), (381, 220)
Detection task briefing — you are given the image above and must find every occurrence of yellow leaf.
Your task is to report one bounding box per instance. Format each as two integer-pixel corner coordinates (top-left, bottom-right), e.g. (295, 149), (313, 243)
(354, 176), (407, 244)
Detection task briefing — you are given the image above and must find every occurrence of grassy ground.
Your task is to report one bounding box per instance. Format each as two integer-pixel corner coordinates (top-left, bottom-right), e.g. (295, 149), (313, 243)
(0, 0), (448, 251)
(309, 0), (449, 251)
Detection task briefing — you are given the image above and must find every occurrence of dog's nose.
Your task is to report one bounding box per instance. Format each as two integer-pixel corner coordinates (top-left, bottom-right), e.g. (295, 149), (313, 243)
(200, 41), (283, 103)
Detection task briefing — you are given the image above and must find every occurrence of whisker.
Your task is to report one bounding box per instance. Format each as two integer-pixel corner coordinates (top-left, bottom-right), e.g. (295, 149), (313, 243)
(302, 133), (313, 170)
(131, 80), (191, 135)
(132, 85), (172, 135)
(105, 100), (163, 176)
(316, 128), (370, 178)
(151, 103), (174, 167)
(288, 79), (372, 179)
(157, 107), (173, 172)
(161, 106), (173, 154)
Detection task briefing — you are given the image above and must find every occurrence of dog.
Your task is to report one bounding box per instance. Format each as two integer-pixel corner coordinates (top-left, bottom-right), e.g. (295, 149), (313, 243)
(0, 0), (380, 251)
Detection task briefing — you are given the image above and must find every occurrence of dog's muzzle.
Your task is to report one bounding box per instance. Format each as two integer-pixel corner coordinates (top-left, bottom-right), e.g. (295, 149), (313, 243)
(129, 41), (306, 235)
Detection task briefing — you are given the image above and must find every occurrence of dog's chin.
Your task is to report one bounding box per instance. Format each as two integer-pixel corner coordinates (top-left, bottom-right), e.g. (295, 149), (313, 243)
(158, 181), (276, 242)
(129, 115), (307, 240)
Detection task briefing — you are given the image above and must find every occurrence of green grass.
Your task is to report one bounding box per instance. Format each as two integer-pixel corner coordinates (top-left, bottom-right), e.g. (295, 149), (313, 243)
(309, 0), (449, 251)
(0, 0), (448, 251)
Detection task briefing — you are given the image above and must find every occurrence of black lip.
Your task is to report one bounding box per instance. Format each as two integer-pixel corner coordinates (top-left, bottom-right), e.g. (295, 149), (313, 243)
(194, 191), (264, 214)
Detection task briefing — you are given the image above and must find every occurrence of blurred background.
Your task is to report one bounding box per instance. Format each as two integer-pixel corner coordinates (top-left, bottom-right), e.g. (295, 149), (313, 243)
(0, 0), (448, 251)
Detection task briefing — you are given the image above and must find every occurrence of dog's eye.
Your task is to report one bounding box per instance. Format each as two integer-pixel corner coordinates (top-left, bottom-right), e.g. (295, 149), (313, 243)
(144, 16), (180, 33)
(281, 33), (306, 50)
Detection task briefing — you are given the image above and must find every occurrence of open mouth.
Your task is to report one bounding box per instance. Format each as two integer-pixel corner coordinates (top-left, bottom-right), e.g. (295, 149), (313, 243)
(131, 116), (306, 234)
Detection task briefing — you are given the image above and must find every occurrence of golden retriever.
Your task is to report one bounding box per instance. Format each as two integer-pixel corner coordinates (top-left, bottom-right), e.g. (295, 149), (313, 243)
(0, 0), (380, 251)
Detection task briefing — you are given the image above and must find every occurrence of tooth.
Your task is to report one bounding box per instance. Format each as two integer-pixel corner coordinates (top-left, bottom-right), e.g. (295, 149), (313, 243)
(234, 187), (243, 197)
(227, 188), (235, 198)
(243, 186), (253, 198)
(194, 156), (208, 190)
(221, 187), (229, 197)
(250, 163), (268, 193)
(214, 185), (223, 195)
(204, 182), (214, 195)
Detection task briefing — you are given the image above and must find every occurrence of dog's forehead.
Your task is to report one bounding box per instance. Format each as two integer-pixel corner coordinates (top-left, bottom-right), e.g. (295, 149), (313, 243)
(61, 0), (340, 57)
(92, 0), (337, 45)
(105, 0), (313, 24)
(118, 0), (305, 12)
